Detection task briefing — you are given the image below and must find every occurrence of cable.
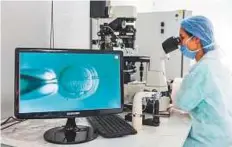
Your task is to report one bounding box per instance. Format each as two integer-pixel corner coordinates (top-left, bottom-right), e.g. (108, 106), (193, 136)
(1, 116), (15, 126)
(1, 116), (27, 130)
(1, 116), (23, 126)
(50, 0), (54, 49)
(1, 119), (27, 130)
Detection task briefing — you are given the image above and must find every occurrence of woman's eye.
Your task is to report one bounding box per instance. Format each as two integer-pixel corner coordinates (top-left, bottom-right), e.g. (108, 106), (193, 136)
(180, 36), (184, 40)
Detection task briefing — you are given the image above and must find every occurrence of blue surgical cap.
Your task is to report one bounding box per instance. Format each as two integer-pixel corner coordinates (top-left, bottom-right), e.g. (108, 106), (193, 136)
(181, 16), (215, 53)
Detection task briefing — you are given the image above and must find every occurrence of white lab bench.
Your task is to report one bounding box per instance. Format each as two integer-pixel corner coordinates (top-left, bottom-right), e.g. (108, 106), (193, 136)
(1, 112), (191, 147)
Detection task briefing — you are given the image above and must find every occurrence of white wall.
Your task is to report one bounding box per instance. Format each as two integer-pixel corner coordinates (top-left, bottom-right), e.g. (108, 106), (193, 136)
(53, 1), (90, 48)
(1, 1), (90, 119)
(110, 0), (155, 12)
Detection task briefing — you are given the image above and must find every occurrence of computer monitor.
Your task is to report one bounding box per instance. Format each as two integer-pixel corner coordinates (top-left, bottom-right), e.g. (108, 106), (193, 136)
(14, 48), (124, 144)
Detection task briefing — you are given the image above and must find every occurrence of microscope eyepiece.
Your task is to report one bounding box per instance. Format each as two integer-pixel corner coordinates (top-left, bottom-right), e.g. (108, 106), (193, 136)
(162, 36), (181, 54)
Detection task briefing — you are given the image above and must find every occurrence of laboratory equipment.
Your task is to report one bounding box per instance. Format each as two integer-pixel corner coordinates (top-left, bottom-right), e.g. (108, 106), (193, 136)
(14, 48), (124, 144)
(132, 91), (157, 131)
(162, 36), (181, 54)
(91, 5), (137, 53)
(90, 2), (150, 84)
(129, 10), (192, 112)
(143, 92), (161, 127)
(90, 2), (192, 112)
(135, 10), (192, 80)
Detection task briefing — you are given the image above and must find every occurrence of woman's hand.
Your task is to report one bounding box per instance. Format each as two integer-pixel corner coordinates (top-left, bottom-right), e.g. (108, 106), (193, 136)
(168, 104), (189, 117)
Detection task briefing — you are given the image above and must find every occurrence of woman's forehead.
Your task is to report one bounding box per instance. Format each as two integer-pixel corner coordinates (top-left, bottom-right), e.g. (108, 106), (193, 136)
(179, 28), (186, 35)
(179, 28), (187, 35)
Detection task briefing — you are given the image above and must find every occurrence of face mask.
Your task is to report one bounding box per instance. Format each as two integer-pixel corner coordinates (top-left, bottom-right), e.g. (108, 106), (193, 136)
(162, 36), (181, 54)
(180, 46), (198, 59)
(180, 37), (200, 59)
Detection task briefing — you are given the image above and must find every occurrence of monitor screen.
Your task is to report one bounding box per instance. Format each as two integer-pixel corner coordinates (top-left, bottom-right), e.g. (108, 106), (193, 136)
(15, 48), (123, 118)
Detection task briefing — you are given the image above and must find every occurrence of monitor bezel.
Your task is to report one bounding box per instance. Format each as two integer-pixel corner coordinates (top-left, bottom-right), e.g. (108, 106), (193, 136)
(14, 48), (124, 119)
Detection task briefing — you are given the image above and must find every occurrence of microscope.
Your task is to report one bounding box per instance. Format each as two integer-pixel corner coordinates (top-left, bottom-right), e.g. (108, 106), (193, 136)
(90, 3), (183, 126)
(90, 4), (150, 84)
(92, 17), (136, 52)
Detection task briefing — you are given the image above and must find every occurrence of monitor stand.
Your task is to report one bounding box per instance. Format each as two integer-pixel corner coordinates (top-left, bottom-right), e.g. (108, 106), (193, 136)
(44, 118), (98, 144)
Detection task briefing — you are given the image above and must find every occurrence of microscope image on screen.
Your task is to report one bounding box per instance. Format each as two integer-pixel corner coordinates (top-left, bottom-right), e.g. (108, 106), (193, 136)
(20, 68), (58, 99)
(20, 66), (99, 100)
(19, 52), (121, 113)
(58, 65), (99, 99)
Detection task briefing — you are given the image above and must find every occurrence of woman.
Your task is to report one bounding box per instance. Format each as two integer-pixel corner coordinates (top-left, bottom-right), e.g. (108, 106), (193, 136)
(175, 16), (232, 147)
